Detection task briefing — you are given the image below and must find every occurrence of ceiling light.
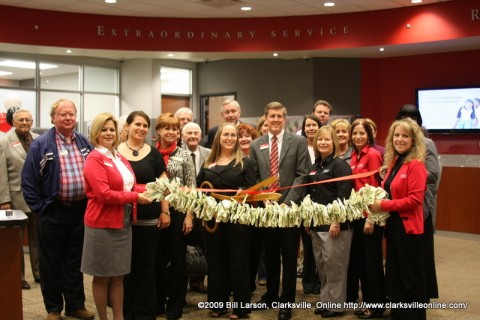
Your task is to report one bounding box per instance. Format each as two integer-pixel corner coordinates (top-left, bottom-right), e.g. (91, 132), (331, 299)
(379, 47), (385, 52)
(273, 53), (279, 57)
(168, 53), (175, 57)
(324, 2), (335, 7)
(0, 60), (57, 70)
(411, 0), (422, 3)
(241, 6), (252, 11)
(105, 0), (116, 3)
(0, 71), (13, 76)
(66, 49), (72, 54)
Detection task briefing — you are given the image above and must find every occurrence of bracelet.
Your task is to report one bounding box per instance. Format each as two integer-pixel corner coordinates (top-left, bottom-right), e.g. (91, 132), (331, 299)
(161, 211), (170, 216)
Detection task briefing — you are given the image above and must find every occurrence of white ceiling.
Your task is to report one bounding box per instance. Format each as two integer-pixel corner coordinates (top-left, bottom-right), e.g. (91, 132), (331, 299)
(1, 0), (479, 62)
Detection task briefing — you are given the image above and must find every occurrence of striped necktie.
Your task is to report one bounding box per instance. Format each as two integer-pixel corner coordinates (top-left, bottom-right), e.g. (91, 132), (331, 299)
(269, 135), (279, 190)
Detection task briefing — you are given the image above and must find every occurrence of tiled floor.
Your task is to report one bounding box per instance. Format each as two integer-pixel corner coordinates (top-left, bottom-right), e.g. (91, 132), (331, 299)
(22, 231), (480, 319)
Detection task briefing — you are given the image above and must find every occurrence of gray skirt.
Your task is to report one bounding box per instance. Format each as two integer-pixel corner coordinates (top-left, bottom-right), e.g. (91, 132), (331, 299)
(81, 210), (132, 277)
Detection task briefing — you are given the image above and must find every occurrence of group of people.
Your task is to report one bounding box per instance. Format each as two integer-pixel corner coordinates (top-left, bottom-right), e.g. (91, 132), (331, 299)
(0, 97), (440, 320)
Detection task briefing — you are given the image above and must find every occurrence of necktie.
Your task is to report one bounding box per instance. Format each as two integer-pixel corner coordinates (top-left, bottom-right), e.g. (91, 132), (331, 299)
(191, 152), (197, 175)
(269, 135), (279, 190)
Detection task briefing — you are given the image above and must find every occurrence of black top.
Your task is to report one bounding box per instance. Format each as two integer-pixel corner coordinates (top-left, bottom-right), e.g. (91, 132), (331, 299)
(308, 153), (353, 205)
(308, 153), (353, 229)
(197, 157), (256, 194)
(129, 147), (166, 220)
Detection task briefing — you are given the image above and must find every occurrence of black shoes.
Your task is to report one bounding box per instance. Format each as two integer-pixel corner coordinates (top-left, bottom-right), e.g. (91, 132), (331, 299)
(278, 308), (292, 320)
(320, 310), (344, 318)
(357, 309), (385, 319)
(22, 280), (30, 290)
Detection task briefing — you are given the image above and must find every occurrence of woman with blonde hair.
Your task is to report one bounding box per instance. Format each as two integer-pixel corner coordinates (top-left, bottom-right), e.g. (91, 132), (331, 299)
(197, 123), (256, 319)
(330, 118), (353, 164)
(82, 112), (152, 320)
(370, 118), (427, 320)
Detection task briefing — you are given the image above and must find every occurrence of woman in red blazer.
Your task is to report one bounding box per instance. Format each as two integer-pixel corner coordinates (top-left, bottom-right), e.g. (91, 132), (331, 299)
(81, 113), (152, 320)
(370, 118), (427, 320)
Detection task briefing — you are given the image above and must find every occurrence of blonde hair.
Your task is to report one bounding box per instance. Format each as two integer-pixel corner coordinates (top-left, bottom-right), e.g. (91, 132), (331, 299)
(89, 113), (119, 149)
(313, 126), (340, 159)
(204, 123), (244, 169)
(383, 118), (426, 167)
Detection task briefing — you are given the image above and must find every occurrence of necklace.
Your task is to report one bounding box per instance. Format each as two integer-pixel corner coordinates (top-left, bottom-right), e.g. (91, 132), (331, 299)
(126, 142), (144, 157)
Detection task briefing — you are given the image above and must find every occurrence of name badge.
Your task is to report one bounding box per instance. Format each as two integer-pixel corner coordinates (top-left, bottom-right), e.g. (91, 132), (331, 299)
(171, 156), (183, 162)
(322, 169), (330, 173)
(260, 143), (269, 150)
(12, 141), (21, 148)
(59, 149), (69, 156)
(357, 163), (365, 169)
(309, 170), (316, 175)
(104, 162), (113, 167)
(400, 173), (407, 179)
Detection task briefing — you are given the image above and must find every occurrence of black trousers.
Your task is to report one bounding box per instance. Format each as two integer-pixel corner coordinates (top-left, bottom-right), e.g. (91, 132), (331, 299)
(157, 211), (188, 319)
(386, 215), (426, 320)
(422, 213), (438, 300)
(124, 224), (161, 320)
(262, 227), (301, 304)
(206, 222), (251, 317)
(37, 200), (87, 313)
(347, 219), (385, 306)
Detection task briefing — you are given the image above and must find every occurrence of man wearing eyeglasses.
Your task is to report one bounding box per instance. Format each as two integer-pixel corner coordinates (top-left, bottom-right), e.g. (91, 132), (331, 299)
(22, 99), (94, 320)
(0, 109), (39, 290)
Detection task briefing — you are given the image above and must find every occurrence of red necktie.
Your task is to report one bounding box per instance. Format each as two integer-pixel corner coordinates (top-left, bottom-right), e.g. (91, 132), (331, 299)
(269, 135), (279, 190)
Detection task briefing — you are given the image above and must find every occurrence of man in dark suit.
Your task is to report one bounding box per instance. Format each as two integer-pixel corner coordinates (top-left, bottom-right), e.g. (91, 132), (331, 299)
(182, 122), (211, 293)
(250, 102), (309, 320)
(204, 99), (242, 148)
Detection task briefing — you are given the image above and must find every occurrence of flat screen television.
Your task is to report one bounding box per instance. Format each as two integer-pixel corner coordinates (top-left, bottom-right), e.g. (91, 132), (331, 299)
(416, 86), (480, 134)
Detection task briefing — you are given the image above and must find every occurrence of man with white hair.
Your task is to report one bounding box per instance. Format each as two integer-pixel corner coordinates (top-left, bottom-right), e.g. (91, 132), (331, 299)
(174, 107), (193, 128)
(205, 99), (242, 148)
(0, 109), (40, 290)
(182, 122), (211, 293)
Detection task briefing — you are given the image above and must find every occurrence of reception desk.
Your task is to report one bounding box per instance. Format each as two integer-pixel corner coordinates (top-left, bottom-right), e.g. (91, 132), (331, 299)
(0, 210), (27, 320)
(436, 167), (480, 234)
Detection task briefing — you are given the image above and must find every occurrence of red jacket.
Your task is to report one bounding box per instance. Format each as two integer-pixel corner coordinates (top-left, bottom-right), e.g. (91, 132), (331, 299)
(84, 149), (140, 229)
(380, 159), (427, 234)
(350, 145), (382, 191)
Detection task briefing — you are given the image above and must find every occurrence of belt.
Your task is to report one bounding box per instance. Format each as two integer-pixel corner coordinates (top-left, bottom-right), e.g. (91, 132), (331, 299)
(54, 199), (86, 207)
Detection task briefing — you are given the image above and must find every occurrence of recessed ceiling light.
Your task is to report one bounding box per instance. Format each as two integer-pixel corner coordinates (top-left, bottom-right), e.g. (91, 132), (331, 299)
(379, 47), (385, 52)
(0, 71), (13, 76)
(241, 6), (252, 11)
(273, 53), (279, 57)
(105, 0), (116, 3)
(66, 49), (72, 54)
(411, 0), (422, 3)
(168, 53), (175, 57)
(324, 2), (335, 7)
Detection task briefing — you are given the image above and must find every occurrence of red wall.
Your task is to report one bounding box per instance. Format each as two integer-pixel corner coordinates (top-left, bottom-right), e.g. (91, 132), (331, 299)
(361, 50), (480, 154)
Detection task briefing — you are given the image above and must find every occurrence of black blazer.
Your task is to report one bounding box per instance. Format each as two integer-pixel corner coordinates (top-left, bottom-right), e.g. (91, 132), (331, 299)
(197, 157), (256, 194)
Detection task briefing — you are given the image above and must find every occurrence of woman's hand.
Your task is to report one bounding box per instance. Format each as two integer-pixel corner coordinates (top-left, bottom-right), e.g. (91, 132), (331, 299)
(183, 212), (193, 235)
(158, 211), (171, 229)
(369, 200), (382, 212)
(329, 223), (340, 238)
(363, 219), (374, 235)
(137, 193), (153, 205)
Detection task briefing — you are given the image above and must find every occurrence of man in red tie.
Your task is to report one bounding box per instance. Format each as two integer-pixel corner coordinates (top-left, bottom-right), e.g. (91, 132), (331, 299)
(249, 102), (309, 320)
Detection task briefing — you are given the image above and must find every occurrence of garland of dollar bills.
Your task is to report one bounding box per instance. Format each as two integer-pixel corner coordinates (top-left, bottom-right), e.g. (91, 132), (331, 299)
(144, 177), (390, 227)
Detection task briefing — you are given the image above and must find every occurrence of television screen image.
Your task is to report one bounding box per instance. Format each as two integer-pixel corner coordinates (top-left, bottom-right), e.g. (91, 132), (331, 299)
(416, 86), (480, 133)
